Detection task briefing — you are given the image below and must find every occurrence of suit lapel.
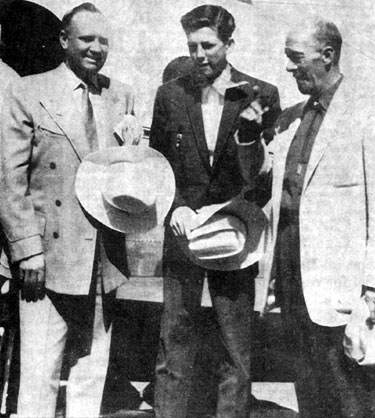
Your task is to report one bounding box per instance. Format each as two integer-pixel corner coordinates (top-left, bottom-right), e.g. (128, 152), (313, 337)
(212, 69), (251, 171)
(39, 66), (91, 160)
(302, 77), (352, 193)
(185, 79), (211, 172)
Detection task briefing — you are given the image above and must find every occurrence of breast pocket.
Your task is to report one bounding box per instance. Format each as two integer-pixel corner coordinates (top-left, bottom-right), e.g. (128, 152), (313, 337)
(170, 127), (201, 182)
(34, 124), (66, 147)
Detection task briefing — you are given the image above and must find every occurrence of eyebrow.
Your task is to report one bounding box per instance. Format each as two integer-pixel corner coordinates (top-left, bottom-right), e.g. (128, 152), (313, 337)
(284, 48), (304, 57)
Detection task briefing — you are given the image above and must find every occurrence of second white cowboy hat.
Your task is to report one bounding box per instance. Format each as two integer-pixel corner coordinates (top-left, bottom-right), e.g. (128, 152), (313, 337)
(75, 145), (175, 234)
(179, 196), (268, 271)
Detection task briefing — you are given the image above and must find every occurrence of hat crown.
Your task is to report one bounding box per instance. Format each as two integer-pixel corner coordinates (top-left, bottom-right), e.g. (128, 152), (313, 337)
(189, 214), (246, 260)
(75, 145), (176, 234)
(102, 161), (157, 214)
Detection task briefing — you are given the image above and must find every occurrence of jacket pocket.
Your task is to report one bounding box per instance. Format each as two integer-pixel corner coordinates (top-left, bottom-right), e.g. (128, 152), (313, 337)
(333, 182), (360, 188)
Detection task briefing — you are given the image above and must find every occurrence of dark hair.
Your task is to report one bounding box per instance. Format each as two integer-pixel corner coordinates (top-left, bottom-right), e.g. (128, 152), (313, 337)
(181, 5), (235, 43)
(313, 19), (342, 65)
(61, 2), (102, 32)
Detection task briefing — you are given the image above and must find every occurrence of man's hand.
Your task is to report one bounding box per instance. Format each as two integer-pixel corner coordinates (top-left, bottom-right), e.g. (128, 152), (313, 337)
(170, 206), (199, 238)
(116, 114), (143, 145)
(364, 288), (375, 324)
(19, 254), (46, 302)
(240, 85), (270, 126)
(236, 86), (271, 144)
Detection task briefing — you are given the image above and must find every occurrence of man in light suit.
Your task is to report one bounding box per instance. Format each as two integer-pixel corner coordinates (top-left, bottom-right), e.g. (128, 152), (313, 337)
(238, 17), (375, 418)
(0, 55), (19, 270)
(0, 3), (135, 417)
(150, 5), (280, 418)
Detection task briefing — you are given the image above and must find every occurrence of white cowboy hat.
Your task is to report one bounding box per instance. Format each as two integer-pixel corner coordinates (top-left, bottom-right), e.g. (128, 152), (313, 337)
(75, 145), (175, 233)
(179, 196), (268, 271)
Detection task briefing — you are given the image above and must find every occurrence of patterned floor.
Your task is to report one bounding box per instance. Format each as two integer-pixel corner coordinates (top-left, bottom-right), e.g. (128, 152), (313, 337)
(53, 380), (299, 418)
(97, 381), (299, 418)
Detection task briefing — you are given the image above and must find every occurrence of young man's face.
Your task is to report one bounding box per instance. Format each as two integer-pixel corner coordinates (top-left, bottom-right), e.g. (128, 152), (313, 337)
(60, 11), (110, 80)
(186, 26), (232, 81)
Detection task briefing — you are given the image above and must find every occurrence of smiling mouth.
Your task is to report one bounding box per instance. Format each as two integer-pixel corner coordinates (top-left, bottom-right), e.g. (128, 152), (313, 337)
(197, 64), (211, 71)
(86, 57), (100, 63)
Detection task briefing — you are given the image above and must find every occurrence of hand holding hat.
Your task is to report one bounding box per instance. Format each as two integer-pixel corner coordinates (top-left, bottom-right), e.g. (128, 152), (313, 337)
(170, 206), (201, 238)
(114, 114), (144, 145)
(177, 196), (268, 271)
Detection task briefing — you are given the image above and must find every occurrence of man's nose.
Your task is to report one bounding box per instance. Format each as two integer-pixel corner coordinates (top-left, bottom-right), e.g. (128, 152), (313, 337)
(286, 59), (297, 72)
(196, 45), (206, 61)
(90, 38), (102, 53)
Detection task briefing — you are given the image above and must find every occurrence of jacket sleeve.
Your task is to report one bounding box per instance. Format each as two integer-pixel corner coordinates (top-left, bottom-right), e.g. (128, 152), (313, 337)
(149, 87), (187, 211)
(235, 85), (280, 203)
(362, 109), (375, 288)
(0, 80), (43, 263)
(261, 85), (282, 143)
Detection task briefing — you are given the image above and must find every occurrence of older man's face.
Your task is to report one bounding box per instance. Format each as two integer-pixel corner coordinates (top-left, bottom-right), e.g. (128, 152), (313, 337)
(285, 30), (326, 96)
(60, 11), (109, 80)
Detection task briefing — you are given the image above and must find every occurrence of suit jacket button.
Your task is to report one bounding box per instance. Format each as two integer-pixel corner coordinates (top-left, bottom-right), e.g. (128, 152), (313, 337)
(55, 200), (61, 207)
(50, 162), (56, 169)
(53, 232), (59, 239)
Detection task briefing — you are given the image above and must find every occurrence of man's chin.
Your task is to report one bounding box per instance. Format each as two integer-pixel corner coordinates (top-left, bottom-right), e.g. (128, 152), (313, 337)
(195, 68), (212, 78)
(296, 80), (313, 95)
(192, 68), (210, 85)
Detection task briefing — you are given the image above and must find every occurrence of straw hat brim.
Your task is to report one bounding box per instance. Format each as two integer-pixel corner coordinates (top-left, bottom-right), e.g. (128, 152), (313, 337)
(179, 197), (268, 271)
(75, 145), (175, 233)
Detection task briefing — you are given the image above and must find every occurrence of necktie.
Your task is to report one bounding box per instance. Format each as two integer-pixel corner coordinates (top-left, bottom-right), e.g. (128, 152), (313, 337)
(81, 83), (98, 152)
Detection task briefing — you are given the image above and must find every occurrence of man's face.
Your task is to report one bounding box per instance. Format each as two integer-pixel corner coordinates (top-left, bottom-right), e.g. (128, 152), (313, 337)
(186, 27), (232, 81)
(60, 11), (109, 80)
(285, 31), (326, 96)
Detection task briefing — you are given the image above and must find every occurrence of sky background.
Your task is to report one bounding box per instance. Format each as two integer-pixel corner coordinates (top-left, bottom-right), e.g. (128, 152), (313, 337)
(33, 0), (375, 126)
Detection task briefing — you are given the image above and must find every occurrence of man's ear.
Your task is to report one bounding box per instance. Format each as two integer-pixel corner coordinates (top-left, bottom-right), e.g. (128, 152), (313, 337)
(321, 45), (334, 65)
(60, 29), (68, 50)
(226, 38), (235, 55)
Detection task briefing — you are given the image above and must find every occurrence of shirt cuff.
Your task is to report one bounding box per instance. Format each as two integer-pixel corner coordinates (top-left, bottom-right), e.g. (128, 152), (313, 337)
(9, 235), (43, 263)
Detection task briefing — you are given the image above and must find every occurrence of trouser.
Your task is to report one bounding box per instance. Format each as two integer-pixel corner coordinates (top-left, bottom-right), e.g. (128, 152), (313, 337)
(275, 219), (375, 418)
(286, 303), (375, 418)
(14, 291), (111, 418)
(154, 259), (257, 418)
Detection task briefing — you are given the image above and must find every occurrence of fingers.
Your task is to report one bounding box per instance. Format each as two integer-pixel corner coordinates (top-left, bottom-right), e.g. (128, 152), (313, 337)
(21, 270), (45, 302)
(120, 115), (143, 145)
(170, 216), (188, 237)
(253, 85), (259, 99)
(170, 218), (182, 236)
(240, 86), (270, 126)
(170, 207), (198, 238)
(364, 291), (375, 324)
(366, 299), (375, 324)
(19, 255), (46, 302)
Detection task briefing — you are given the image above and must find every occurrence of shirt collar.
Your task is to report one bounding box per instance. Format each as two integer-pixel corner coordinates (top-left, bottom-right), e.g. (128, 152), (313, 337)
(205, 64), (248, 96)
(305, 74), (343, 113)
(62, 62), (100, 93)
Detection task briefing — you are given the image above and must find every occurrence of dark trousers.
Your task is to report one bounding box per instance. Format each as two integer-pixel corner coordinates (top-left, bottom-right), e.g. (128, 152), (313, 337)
(154, 259), (257, 418)
(291, 313), (375, 418)
(275, 220), (375, 418)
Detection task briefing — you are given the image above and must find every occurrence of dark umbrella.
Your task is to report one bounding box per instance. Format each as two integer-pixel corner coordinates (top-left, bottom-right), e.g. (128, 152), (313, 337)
(0, 0), (64, 76)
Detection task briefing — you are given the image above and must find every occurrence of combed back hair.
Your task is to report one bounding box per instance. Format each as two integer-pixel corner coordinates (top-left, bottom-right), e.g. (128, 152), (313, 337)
(62, 2), (102, 32)
(181, 5), (235, 43)
(312, 18), (342, 65)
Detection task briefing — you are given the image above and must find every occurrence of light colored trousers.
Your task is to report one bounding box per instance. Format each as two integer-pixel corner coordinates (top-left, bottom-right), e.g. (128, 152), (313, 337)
(13, 292), (111, 418)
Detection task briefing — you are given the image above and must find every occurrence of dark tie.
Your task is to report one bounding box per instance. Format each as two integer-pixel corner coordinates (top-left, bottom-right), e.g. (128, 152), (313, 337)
(81, 83), (99, 152)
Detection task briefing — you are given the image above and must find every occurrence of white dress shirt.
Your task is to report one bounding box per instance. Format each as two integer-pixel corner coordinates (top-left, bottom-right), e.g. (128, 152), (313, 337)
(62, 63), (107, 150)
(201, 65), (248, 165)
